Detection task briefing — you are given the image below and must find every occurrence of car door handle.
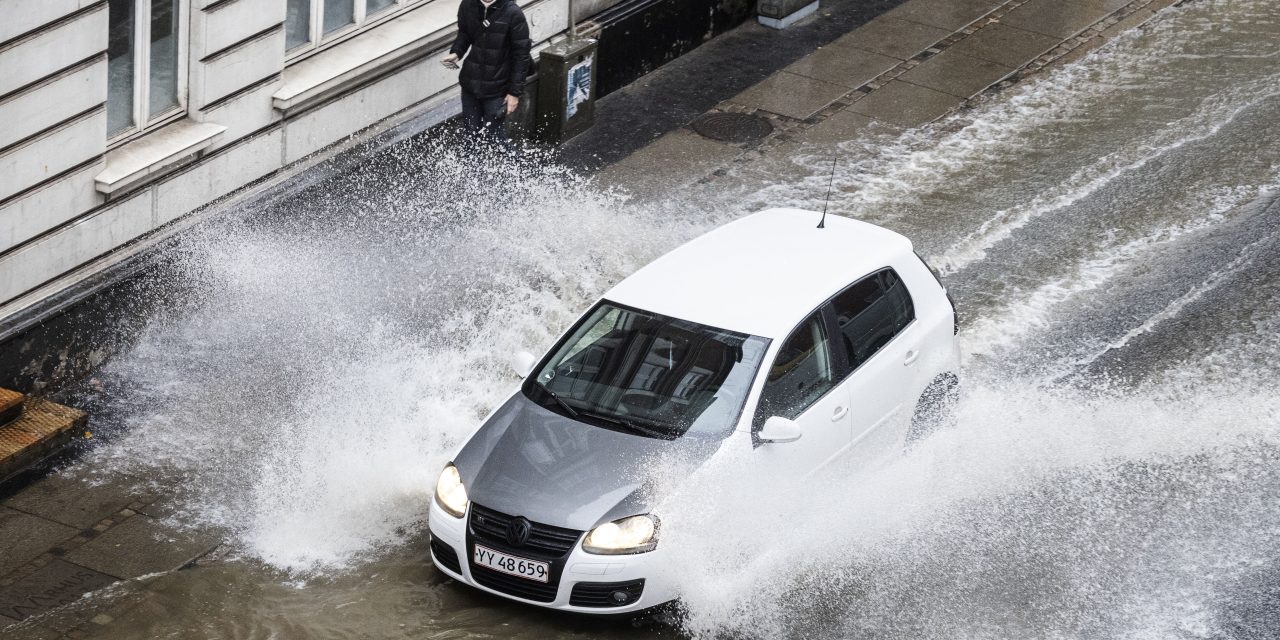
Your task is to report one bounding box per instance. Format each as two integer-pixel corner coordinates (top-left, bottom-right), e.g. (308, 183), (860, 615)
(904, 350), (920, 366)
(832, 406), (848, 421)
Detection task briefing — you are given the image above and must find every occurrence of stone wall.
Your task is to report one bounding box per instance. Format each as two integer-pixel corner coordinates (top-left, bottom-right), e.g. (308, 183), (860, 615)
(0, 0), (691, 332)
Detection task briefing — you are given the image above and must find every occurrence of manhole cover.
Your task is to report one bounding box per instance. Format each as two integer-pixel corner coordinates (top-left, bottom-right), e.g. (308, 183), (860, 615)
(691, 112), (774, 143)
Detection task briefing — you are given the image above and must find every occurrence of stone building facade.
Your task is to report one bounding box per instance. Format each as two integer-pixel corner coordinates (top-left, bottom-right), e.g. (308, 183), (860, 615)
(0, 0), (652, 327)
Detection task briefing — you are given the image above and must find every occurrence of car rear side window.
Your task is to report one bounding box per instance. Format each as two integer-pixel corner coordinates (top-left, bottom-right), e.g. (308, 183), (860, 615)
(753, 312), (836, 428)
(829, 268), (914, 370)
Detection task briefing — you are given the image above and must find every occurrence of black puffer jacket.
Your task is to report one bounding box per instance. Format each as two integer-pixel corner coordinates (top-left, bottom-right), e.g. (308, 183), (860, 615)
(450, 0), (532, 98)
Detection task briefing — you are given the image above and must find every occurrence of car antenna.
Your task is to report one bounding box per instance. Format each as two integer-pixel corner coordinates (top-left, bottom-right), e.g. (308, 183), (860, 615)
(818, 155), (838, 229)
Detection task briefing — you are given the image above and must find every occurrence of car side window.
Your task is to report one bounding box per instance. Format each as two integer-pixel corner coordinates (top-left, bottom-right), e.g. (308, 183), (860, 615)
(753, 312), (836, 427)
(830, 268), (915, 370)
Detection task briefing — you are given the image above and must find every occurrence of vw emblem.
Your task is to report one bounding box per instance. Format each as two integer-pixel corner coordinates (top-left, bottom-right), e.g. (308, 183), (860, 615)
(506, 517), (532, 547)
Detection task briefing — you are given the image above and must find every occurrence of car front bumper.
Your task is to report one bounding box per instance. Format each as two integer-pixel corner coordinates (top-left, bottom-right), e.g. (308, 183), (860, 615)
(427, 498), (675, 615)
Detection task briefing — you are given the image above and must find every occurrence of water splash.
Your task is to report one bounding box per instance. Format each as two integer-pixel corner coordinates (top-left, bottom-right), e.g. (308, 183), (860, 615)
(84, 138), (720, 573)
(666, 375), (1280, 639)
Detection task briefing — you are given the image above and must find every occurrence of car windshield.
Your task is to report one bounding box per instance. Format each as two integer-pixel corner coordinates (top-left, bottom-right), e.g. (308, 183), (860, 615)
(523, 301), (769, 440)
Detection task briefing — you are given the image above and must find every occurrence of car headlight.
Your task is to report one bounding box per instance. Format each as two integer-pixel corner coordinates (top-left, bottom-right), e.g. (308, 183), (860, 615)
(434, 463), (468, 518)
(582, 514), (659, 554)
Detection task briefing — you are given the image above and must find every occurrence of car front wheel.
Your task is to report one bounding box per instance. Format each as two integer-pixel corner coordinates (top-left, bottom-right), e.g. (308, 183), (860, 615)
(907, 372), (959, 445)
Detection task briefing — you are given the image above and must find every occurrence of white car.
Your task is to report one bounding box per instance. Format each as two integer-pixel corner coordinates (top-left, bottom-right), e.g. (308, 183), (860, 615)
(428, 208), (960, 614)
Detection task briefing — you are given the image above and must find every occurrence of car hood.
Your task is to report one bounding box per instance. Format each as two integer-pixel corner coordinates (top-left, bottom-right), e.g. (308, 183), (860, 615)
(453, 392), (724, 532)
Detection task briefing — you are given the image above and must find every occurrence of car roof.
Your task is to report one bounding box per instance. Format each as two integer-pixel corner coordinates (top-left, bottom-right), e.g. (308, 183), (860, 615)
(604, 208), (914, 339)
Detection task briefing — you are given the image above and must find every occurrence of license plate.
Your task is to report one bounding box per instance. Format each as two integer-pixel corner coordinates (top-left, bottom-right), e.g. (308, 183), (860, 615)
(473, 544), (550, 583)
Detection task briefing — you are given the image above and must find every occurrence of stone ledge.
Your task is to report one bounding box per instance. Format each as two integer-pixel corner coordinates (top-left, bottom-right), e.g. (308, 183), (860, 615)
(94, 119), (227, 196)
(272, 1), (461, 114)
(272, 0), (560, 115)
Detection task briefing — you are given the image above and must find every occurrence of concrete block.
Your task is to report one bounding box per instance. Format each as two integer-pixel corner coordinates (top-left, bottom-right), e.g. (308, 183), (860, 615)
(525, 0), (570, 43)
(192, 27), (285, 108)
(0, 162), (104, 253)
(1, 471), (135, 530)
(0, 559), (117, 622)
(0, 507), (76, 576)
(0, 0), (84, 46)
(758, 0), (818, 30)
(61, 514), (218, 579)
(830, 16), (950, 61)
(594, 128), (740, 195)
(1054, 34), (1106, 67)
(0, 59), (106, 150)
(786, 45), (900, 90)
(0, 192), (152, 303)
(794, 109), (877, 145)
(729, 71), (848, 120)
(1101, 7), (1158, 40)
(154, 128), (284, 225)
(197, 78), (284, 148)
(283, 57), (440, 163)
(0, 4), (106, 97)
(848, 79), (962, 127)
(999, 0), (1115, 39)
(0, 109), (106, 202)
(948, 23), (1062, 68)
(195, 0), (286, 58)
(898, 49), (1013, 98)
(883, 0), (1003, 31)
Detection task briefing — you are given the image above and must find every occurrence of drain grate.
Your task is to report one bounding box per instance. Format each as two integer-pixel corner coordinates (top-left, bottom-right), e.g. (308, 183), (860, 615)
(691, 112), (774, 143)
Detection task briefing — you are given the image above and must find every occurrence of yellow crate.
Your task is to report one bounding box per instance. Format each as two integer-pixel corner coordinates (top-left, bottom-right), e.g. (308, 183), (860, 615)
(0, 391), (87, 481)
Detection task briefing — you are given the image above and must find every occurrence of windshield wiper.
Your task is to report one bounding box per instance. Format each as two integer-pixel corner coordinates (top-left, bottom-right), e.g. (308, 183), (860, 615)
(577, 410), (675, 440)
(536, 383), (581, 419)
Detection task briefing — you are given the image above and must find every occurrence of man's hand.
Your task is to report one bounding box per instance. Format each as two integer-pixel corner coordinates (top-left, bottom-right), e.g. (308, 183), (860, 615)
(442, 53), (459, 69)
(506, 95), (519, 115)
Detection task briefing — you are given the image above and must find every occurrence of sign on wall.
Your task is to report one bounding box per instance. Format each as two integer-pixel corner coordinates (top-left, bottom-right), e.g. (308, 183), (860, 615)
(566, 54), (594, 120)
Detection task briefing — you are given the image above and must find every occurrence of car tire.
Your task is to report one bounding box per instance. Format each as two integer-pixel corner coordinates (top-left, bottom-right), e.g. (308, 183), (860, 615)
(906, 373), (959, 445)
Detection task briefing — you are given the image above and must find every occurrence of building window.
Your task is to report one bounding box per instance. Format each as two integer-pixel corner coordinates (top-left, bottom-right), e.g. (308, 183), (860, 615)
(286, 0), (412, 56)
(107, 0), (186, 141)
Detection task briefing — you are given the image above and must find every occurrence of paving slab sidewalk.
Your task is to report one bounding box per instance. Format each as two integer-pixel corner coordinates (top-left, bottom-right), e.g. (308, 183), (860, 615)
(0, 469), (217, 636)
(598, 0), (1181, 194)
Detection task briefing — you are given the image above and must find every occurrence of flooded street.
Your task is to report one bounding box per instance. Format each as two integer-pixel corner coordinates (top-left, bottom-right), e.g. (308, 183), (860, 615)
(15, 0), (1280, 637)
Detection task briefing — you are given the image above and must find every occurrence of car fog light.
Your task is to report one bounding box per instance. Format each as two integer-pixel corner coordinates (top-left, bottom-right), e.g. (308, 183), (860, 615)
(583, 514), (659, 554)
(434, 463), (469, 518)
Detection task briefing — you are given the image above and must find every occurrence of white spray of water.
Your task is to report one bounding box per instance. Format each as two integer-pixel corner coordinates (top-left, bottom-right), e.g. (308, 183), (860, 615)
(664, 376), (1280, 639)
(87, 142), (725, 573)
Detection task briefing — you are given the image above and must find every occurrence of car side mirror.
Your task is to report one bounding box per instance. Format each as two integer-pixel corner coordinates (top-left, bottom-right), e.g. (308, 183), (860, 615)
(511, 351), (537, 378)
(758, 416), (802, 444)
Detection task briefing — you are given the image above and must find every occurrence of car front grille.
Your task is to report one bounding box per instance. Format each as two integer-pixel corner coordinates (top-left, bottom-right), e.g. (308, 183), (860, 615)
(471, 565), (561, 602)
(569, 579), (646, 607)
(430, 537), (461, 574)
(467, 503), (584, 603)
(468, 503), (583, 558)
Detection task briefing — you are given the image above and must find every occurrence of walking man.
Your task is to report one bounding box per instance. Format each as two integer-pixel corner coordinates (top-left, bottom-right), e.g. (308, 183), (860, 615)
(442, 0), (532, 143)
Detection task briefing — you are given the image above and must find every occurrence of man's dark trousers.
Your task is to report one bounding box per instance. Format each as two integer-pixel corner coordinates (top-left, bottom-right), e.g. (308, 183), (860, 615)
(460, 89), (508, 143)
